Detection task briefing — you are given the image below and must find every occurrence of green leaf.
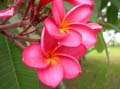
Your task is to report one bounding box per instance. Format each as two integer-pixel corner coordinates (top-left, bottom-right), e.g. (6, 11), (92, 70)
(100, 0), (108, 9)
(90, 11), (98, 22)
(90, 0), (101, 22)
(107, 4), (119, 24)
(0, 34), (39, 89)
(95, 32), (105, 53)
(95, 32), (109, 62)
(94, 0), (101, 11)
(100, 22), (120, 32)
(64, 2), (72, 11)
(110, 0), (120, 9)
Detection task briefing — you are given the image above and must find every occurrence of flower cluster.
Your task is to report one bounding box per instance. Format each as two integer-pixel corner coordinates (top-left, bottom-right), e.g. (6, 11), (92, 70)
(0, 0), (102, 88)
(22, 0), (102, 88)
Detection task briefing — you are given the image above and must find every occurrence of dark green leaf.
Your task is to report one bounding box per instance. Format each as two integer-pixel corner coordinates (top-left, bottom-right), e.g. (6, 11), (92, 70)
(110, 0), (120, 9)
(100, 0), (109, 9)
(107, 4), (119, 24)
(0, 34), (39, 89)
(100, 22), (120, 32)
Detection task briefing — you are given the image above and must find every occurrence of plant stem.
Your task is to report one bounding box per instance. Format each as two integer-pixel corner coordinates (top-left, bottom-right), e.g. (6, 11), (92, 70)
(0, 19), (30, 30)
(0, 30), (39, 42)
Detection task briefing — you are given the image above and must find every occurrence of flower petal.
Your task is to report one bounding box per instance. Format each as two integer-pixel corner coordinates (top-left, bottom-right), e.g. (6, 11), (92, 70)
(58, 54), (81, 79)
(63, 4), (93, 23)
(22, 44), (49, 69)
(52, 0), (66, 25)
(65, 0), (94, 6)
(44, 18), (67, 39)
(60, 30), (82, 47)
(0, 7), (14, 18)
(41, 28), (58, 54)
(87, 23), (102, 34)
(55, 44), (86, 59)
(37, 64), (63, 88)
(68, 23), (97, 48)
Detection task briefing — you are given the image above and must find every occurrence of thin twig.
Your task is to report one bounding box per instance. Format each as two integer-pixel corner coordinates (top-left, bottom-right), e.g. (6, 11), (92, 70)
(18, 24), (32, 35)
(14, 40), (26, 49)
(22, 27), (40, 35)
(0, 19), (30, 30)
(1, 30), (39, 42)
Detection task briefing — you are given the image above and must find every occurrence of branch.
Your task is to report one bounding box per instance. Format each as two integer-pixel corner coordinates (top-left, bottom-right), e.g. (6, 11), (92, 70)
(0, 19), (30, 30)
(0, 30), (39, 42)
(13, 40), (26, 49)
(18, 24), (32, 35)
(21, 26), (40, 35)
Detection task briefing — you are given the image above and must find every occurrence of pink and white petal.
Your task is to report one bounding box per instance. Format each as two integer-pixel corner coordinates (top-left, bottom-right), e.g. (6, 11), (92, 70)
(0, 7), (14, 18)
(60, 30), (82, 47)
(87, 23), (102, 34)
(57, 54), (81, 79)
(22, 44), (49, 69)
(55, 44), (86, 59)
(65, 0), (94, 6)
(52, 0), (66, 25)
(68, 23), (97, 48)
(63, 4), (93, 23)
(44, 18), (67, 39)
(37, 64), (63, 88)
(41, 28), (58, 54)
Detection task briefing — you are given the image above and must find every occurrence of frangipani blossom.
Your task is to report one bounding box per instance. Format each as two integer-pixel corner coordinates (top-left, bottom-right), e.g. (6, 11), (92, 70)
(22, 28), (86, 88)
(65, 0), (94, 6)
(44, 0), (98, 48)
(0, 7), (14, 18)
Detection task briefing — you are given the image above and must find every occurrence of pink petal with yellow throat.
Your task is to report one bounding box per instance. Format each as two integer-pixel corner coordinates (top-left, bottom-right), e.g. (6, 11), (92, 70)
(22, 44), (49, 69)
(44, 18), (67, 39)
(60, 30), (82, 47)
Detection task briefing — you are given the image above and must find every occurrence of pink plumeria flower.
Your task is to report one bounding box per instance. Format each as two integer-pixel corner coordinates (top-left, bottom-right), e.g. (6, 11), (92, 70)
(22, 29), (86, 88)
(0, 6), (14, 18)
(44, 0), (99, 48)
(65, 0), (94, 6)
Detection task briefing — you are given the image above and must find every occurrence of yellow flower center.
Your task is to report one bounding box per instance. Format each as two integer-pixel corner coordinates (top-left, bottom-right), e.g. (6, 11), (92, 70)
(59, 20), (70, 33)
(47, 55), (58, 65)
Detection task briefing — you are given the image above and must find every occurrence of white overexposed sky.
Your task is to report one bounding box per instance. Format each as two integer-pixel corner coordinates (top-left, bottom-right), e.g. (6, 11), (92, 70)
(103, 30), (120, 45)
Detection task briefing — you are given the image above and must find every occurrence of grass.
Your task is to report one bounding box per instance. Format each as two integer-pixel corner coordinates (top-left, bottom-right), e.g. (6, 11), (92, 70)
(64, 46), (120, 89)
